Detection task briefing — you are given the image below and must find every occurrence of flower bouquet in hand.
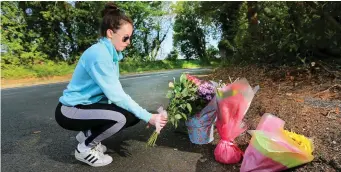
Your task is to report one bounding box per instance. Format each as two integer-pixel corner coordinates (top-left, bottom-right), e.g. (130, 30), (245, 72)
(146, 107), (168, 147)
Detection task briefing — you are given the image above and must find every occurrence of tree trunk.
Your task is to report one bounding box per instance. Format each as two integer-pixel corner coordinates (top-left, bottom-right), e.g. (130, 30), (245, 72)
(247, 1), (259, 40)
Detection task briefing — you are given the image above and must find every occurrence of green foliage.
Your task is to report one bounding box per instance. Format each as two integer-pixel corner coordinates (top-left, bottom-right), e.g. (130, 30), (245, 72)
(176, 1), (341, 65)
(1, 66), (37, 79)
(4, 1), (339, 79)
(166, 74), (197, 128)
(119, 59), (204, 74)
(1, 1), (174, 69)
(2, 59), (212, 80)
(200, 1), (341, 65)
(1, 1), (48, 67)
(206, 46), (219, 59)
(18, 2), (75, 61)
(71, 1), (106, 56)
(166, 73), (216, 128)
(172, 2), (208, 63)
(165, 49), (179, 61)
(30, 61), (75, 77)
(118, 1), (172, 61)
(2, 61), (75, 79)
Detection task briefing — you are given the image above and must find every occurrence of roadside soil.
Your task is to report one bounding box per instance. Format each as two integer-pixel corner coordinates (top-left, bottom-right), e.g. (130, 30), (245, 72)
(193, 65), (341, 172)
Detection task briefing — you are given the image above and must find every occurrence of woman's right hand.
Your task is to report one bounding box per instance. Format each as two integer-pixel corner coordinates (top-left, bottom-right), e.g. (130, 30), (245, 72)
(148, 114), (167, 127)
(148, 114), (157, 126)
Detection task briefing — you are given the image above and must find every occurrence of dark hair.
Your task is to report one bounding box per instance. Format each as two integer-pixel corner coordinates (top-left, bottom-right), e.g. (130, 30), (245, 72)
(100, 2), (133, 37)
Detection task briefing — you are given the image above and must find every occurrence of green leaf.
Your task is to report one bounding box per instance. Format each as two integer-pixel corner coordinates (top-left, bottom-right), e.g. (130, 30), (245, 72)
(186, 103), (192, 113)
(175, 93), (181, 98)
(175, 114), (182, 120)
(182, 113), (188, 120)
(166, 91), (173, 98)
(170, 117), (175, 125)
(180, 104), (185, 109)
(180, 73), (186, 83)
(182, 88), (188, 97)
(175, 86), (181, 93)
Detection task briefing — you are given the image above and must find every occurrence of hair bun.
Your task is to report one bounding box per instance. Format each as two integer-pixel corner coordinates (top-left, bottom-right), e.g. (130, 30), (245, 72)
(102, 2), (120, 17)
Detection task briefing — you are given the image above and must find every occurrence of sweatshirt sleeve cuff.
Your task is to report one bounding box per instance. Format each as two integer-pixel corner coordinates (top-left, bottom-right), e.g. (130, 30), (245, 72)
(140, 110), (152, 123)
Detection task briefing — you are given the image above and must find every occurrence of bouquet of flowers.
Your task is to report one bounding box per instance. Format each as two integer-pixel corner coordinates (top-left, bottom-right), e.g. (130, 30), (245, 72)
(166, 73), (216, 128)
(240, 113), (314, 172)
(214, 78), (257, 164)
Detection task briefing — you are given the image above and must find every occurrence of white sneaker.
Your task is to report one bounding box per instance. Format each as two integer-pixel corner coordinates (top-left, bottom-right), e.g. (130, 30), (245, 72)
(75, 147), (112, 167)
(76, 131), (107, 153)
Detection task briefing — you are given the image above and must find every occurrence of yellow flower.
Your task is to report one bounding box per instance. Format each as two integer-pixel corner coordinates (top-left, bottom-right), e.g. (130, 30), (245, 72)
(217, 89), (223, 98)
(283, 130), (314, 154)
(232, 90), (238, 96)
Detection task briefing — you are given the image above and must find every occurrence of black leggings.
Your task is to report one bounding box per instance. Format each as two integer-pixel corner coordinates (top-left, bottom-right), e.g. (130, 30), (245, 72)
(55, 102), (140, 147)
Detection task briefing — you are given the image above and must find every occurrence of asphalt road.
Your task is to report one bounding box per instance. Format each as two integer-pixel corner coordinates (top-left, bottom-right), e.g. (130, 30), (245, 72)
(1, 68), (227, 172)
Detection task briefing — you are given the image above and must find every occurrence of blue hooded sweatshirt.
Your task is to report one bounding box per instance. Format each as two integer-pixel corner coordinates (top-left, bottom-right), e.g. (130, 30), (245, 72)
(59, 37), (152, 123)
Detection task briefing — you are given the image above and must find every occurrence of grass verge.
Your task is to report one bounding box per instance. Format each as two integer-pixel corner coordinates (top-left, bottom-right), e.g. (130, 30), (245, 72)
(2, 60), (219, 80)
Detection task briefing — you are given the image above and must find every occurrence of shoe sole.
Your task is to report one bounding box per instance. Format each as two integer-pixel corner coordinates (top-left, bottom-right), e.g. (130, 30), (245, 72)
(75, 156), (112, 167)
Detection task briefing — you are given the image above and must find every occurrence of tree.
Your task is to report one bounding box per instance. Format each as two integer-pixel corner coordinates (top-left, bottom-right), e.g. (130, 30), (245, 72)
(118, 1), (172, 61)
(18, 2), (76, 62)
(1, 1), (47, 67)
(166, 49), (179, 61)
(173, 2), (208, 63)
(197, 2), (243, 61)
(2, 1), (180, 66)
(192, 1), (341, 65)
(206, 45), (219, 59)
(69, 1), (106, 62)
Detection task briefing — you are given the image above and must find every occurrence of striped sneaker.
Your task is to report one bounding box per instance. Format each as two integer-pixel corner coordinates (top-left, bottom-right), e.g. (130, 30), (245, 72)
(76, 131), (107, 153)
(75, 147), (112, 167)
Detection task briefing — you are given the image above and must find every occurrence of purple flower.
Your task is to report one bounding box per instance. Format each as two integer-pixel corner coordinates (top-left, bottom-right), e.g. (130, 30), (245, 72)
(197, 82), (215, 101)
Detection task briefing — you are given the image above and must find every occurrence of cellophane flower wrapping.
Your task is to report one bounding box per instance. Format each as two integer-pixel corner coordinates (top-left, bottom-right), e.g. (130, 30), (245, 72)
(240, 113), (314, 172)
(214, 79), (256, 164)
(185, 74), (217, 144)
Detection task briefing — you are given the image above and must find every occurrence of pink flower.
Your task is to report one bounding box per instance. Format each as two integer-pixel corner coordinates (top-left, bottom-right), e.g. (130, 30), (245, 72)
(186, 74), (201, 86)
